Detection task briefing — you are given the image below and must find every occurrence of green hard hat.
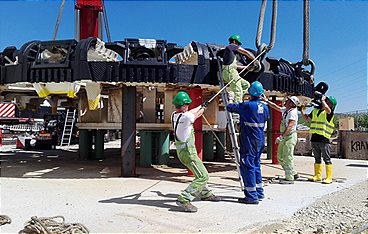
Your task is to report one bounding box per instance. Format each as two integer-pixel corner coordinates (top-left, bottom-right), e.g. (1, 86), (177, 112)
(327, 96), (337, 109)
(173, 91), (192, 107)
(228, 34), (242, 45)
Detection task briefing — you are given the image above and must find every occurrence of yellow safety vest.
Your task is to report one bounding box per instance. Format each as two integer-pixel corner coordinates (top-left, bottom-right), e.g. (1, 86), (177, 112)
(309, 109), (335, 139)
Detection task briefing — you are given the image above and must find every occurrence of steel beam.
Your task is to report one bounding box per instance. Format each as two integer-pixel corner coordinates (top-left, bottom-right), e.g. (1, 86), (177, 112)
(121, 85), (136, 176)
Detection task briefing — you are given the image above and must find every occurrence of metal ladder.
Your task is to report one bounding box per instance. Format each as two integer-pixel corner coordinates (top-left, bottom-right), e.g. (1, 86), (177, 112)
(60, 109), (76, 147)
(208, 48), (244, 190)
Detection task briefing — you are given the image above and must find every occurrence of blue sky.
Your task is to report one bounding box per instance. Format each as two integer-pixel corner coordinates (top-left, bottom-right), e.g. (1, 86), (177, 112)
(0, 0), (367, 113)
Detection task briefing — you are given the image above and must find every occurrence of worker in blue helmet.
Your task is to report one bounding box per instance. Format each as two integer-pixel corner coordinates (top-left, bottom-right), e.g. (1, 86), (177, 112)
(222, 34), (261, 103)
(227, 81), (269, 204)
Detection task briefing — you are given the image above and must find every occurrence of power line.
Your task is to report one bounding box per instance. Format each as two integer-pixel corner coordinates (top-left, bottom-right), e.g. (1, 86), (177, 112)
(330, 75), (367, 92)
(336, 87), (367, 96)
(317, 57), (366, 78)
(319, 67), (366, 85)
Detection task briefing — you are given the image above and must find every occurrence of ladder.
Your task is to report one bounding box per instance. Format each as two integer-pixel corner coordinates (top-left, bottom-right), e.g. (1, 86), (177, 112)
(209, 47), (244, 190)
(60, 109), (76, 147)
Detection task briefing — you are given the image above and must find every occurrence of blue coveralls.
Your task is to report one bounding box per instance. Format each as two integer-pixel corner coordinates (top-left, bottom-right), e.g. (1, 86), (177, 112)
(227, 98), (269, 201)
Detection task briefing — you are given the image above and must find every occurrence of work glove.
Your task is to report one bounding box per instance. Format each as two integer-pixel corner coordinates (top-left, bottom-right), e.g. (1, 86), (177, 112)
(253, 60), (261, 72)
(297, 105), (306, 111)
(248, 60), (261, 72)
(201, 101), (209, 109)
(275, 136), (283, 144)
(260, 94), (268, 103)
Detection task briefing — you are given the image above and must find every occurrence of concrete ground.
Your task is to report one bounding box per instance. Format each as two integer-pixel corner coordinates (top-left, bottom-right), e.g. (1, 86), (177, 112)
(0, 140), (367, 233)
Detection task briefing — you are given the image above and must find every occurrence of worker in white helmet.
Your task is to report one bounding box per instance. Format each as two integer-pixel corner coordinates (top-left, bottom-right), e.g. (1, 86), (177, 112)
(262, 96), (300, 184)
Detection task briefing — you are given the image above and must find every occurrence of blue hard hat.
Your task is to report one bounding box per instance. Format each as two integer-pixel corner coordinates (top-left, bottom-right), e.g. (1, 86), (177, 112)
(248, 81), (264, 97)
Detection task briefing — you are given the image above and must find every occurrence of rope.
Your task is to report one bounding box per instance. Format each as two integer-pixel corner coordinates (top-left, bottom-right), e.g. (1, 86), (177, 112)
(53, 0), (66, 40)
(255, 0), (278, 52)
(207, 49), (266, 104)
(302, 0), (310, 65)
(202, 114), (226, 151)
(19, 216), (89, 234)
(0, 215), (11, 226)
(102, 0), (111, 42)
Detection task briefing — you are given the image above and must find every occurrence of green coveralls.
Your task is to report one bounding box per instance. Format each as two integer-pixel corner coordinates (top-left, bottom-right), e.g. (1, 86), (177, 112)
(222, 57), (250, 103)
(175, 130), (213, 203)
(277, 119), (298, 181)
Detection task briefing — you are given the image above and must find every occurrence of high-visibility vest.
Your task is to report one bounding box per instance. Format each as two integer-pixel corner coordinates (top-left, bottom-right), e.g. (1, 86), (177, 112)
(309, 109), (335, 139)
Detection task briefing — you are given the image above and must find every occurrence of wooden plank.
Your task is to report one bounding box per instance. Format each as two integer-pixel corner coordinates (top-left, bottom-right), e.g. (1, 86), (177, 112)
(164, 91), (175, 124)
(142, 87), (156, 123)
(203, 95), (218, 125)
(108, 89), (122, 123)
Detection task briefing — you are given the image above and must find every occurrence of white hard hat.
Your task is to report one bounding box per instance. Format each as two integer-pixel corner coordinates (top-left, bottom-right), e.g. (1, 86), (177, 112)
(288, 96), (299, 106)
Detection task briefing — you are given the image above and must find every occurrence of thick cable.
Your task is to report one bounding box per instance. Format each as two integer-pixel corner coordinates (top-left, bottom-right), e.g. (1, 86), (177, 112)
(102, 0), (111, 42)
(256, 0), (278, 52)
(53, 0), (65, 40)
(303, 0), (310, 65)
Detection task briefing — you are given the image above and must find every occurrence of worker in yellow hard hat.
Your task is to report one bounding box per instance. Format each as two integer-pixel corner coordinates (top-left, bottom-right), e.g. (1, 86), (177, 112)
(222, 34), (261, 103)
(301, 95), (337, 184)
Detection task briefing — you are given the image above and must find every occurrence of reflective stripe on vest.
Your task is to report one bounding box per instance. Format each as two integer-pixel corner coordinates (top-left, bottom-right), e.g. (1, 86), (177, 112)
(309, 109), (335, 138)
(244, 122), (265, 128)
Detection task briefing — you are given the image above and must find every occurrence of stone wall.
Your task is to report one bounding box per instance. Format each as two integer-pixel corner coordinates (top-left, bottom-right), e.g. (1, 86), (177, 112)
(339, 131), (368, 160)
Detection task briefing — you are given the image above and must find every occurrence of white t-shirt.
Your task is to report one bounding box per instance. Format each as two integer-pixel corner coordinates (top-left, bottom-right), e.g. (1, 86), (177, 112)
(281, 107), (298, 132)
(172, 112), (195, 142)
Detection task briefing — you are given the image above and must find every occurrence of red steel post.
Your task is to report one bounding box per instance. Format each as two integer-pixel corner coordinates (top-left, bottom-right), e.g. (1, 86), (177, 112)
(271, 100), (282, 164)
(187, 88), (203, 176)
(75, 0), (103, 39)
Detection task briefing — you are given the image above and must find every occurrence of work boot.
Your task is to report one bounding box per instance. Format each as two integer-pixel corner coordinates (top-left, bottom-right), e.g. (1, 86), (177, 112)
(176, 200), (198, 213)
(294, 173), (300, 180)
(258, 194), (265, 200)
(201, 195), (221, 202)
(279, 179), (294, 184)
(308, 163), (323, 182)
(238, 197), (259, 205)
(322, 164), (333, 184)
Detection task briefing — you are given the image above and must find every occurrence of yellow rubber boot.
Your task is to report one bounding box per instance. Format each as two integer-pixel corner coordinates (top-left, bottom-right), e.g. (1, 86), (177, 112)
(308, 163), (322, 182)
(322, 164), (333, 184)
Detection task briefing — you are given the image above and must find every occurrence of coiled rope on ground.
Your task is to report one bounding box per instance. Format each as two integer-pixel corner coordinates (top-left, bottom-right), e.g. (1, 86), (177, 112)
(18, 216), (89, 234)
(0, 215), (12, 226)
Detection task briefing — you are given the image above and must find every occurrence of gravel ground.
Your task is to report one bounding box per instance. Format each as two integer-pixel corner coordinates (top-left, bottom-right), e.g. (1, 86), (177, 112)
(252, 180), (368, 234)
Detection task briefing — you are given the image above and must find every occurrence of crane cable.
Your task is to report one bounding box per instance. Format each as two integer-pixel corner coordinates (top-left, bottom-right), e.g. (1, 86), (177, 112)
(302, 0), (310, 66)
(102, 0), (112, 42)
(202, 114), (226, 151)
(298, 0), (315, 82)
(255, 0), (278, 54)
(52, 0), (66, 40)
(207, 0), (277, 104)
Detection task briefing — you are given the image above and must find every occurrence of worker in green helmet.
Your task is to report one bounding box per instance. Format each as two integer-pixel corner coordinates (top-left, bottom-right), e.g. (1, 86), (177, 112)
(301, 95), (337, 184)
(171, 91), (220, 212)
(222, 34), (261, 103)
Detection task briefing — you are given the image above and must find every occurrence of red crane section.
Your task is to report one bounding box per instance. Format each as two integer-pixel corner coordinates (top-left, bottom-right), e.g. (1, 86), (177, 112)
(75, 0), (103, 40)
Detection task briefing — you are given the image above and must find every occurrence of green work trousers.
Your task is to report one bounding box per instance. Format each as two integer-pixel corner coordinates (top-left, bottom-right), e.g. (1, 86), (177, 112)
(222, 58), (250, 103)
(175, 135), (213, 203)
(277, 132), (298, 180)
